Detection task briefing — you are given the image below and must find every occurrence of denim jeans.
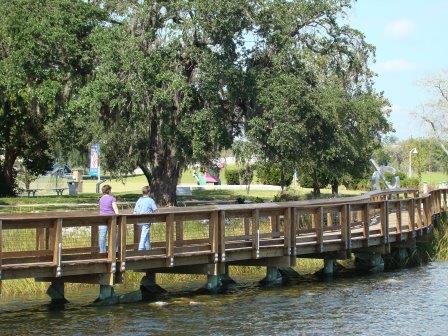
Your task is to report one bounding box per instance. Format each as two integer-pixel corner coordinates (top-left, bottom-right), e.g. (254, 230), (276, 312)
(99, 225), (108, 253)
(138, 223), (151, 250)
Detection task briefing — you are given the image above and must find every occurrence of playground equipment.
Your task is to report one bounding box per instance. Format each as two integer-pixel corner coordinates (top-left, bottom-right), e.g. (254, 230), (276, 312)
(193, 160), (225, 185)
(370, 159), (400, 191)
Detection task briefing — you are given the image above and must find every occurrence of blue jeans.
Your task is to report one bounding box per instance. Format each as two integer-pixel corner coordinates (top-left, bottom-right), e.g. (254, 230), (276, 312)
(138, 223), (151, 250)
(99, 225), (108, 253)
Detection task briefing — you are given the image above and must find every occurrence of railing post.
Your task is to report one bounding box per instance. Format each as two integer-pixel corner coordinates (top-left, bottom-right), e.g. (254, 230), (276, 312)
(416, 198), (423, 232)
(243, 217), (250, 237)
(176, 221), (184, 247)
(210, 211), (219, 263)
(362, 203), (370, 246)
(133, 224), (140, 248)
(165, 214), (174, 267)
(380, 201), (389, 244)
(36, 228), (46, 250)
(270, 215), (279, 238)
(407, 199), (416, 238)
(396, 201), (403, 240)
(252, 209), (260, 259)
(291, 208), (298, 255)
(117, 216), (127, 272)
(315, 207), (324, 253)
(91, 225), (99, 253)
(283, 208), (291, 255)
(107, 217), (117, 274)
(219, 211), (226, 262)
(53, 218), (63, 277)
(425, 196), (431, 227)
(341, 205), (351, 250)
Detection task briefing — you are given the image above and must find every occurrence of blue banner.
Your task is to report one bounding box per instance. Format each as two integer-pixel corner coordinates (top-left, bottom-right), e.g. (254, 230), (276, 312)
(89, 144), (100, 177)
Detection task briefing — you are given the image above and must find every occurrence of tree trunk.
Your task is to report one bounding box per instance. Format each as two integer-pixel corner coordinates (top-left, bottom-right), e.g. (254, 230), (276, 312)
(140, 159), (181, 206)
(1, 149), (18, 196)
(331, 181), (339, 195)
(312, 170), (320, 197)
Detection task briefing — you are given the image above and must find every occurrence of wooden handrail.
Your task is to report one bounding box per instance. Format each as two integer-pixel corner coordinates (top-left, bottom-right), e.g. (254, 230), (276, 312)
(0, 188), (445, 285)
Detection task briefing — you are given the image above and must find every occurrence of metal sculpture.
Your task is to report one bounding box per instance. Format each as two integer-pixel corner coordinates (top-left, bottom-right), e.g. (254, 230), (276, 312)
(370, 159), (400, 191)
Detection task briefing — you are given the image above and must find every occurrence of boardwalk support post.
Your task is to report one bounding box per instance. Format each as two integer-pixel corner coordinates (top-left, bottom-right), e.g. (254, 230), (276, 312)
(201, 264), (235, 294)
(323, 259), (335, 276)
(354, 252), (384, 273)
(140, 272), (167, 300)
(47, 280), (68, 305)
(260, 266), (283, 286)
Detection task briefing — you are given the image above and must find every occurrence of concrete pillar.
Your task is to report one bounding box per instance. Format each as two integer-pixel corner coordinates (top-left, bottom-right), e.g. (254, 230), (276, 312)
(205, 274), (223, 293)
(260, 266), (283, 286)
(91, 284), (119, 306)
(200, 264), (235, 293)
(354, 252), (384, 273)
(47, 280), (68, 306)
(140, 272), (167, 300)
(323, 259), (335, 276)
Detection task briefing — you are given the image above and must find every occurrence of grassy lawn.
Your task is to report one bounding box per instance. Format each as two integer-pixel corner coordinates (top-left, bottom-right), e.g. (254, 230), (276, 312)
(420, 171), (448, 185)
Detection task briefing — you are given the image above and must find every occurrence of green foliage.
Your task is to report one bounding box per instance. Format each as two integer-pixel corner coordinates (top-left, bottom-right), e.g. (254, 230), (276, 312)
(224, 167), (253, 185)
(225, 168), (240, 185)
(401, 177), (420, 188)
(257, 164), (294, 187)
(0, 0), (104, 195)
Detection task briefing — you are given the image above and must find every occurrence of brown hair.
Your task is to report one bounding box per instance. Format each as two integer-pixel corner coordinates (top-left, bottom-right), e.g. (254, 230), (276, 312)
(102, 184), (112, 194)
(142, 186), (150, 195)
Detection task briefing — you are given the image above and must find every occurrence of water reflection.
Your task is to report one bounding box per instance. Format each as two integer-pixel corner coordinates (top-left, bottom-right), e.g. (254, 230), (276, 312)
(1, 263), (447, 336)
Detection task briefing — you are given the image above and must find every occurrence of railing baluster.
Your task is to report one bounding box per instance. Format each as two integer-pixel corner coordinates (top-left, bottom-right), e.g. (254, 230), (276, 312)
(283, 208), (291, 255)
(53, 218), (63, 277)
(381, 201), (389, 245)
(210, 211), (219, 263)
(252, 209), (260, 259)
(165, 214), (174, 267)
(341, 205), (351, 250)
(408, 199), (416, 238)
(315, 207), (324, 253)
(219, 211), (226, 262)
(91, 225), (99, 253)
(291, 208), (298, 255)
(118, 216), (127, 272)
(176, 221), (184, 247)
(363, 203), (370, 246)
(107, 217), (117, 273)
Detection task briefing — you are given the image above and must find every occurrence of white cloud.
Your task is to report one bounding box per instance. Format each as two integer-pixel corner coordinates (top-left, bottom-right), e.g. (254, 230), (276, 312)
(376, 59), (417, 72)
(384, 19), (414, 39)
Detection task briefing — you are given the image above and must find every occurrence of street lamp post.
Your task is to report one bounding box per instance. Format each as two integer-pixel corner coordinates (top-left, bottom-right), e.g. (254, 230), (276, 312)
(408, 148), (418, 177)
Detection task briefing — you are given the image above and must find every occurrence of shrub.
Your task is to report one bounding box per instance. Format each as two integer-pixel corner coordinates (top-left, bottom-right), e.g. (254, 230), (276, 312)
(401, 177), (420, 188)
(343, 178), (371, 191)
(225, 168), (240, 185)
(224, 167), (254, 185)
(257, 164), (293, 187)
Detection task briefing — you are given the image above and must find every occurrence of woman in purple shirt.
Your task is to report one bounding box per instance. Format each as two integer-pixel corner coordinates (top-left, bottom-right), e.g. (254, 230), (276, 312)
(98, 184), (119, 253)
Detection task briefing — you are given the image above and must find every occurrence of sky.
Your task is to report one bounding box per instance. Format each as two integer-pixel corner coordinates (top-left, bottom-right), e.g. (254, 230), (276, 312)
(349, 0), (448, 139)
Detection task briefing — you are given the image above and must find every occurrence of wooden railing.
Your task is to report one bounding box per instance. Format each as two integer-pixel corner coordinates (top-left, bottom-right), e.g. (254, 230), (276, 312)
(0, 188), (446, 287)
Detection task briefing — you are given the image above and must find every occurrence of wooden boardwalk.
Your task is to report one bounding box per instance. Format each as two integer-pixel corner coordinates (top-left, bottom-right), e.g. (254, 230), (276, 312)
(0, 188), (446, 302)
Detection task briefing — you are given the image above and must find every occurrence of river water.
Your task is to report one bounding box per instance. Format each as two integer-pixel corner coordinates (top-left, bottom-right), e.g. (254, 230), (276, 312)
(1, 262), (447, 336)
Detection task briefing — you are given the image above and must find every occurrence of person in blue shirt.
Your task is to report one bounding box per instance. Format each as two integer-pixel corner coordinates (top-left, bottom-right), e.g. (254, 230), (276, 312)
(133, 186), (158, 250)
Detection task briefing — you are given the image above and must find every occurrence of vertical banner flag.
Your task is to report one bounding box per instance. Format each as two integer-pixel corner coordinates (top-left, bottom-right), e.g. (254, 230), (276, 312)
(90, 144), (100, 177)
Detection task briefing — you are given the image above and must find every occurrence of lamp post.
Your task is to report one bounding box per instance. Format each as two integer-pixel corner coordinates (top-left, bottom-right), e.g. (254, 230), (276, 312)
(408, 147), (418, 177)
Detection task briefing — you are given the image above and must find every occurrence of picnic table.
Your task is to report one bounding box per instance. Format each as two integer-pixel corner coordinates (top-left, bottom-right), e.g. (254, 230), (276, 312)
(25, 189), (41, 197)
(52, 188), (67, 196)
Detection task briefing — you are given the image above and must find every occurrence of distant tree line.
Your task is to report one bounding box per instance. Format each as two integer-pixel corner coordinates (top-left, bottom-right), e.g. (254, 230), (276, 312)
(0, 0), (391, 202)
(374, 136), (448, 176)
